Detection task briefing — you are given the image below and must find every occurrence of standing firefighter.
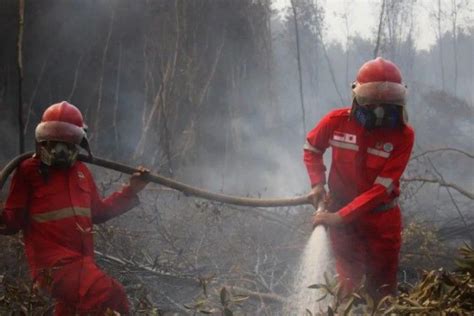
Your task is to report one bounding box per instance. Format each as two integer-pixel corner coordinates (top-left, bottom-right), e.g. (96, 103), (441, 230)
(0, 101), (149, 315)
(305, 58), (415, 300)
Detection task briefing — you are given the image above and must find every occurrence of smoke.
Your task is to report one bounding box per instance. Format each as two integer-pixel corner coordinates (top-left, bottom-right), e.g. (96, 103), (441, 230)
(0, 0), (473, 313)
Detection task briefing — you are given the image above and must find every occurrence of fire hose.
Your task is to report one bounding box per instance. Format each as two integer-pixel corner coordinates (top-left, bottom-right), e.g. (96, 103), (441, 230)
(0, 152), (310, 208)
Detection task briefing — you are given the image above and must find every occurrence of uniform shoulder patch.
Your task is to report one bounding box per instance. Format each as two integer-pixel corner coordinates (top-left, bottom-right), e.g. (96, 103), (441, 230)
(383, 142), (394, 152)
(333, 131), (357, 144)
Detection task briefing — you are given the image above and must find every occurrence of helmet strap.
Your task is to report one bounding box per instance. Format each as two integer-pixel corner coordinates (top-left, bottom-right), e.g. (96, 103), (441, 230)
(35, 143), (51, 183)
(79, 137), (93, 158)
(38, 162), (50, 183)
(37, 143), (53, 166)
(381, 105), (402, 128)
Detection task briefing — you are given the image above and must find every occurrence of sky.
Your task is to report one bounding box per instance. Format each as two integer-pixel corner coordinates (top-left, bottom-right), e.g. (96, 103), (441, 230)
(272, 0), (473, 51)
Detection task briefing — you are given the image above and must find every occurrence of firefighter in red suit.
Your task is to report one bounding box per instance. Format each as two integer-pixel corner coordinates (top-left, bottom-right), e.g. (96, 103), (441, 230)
(305, 58), (415, 300)
(0, 101), (149, 315)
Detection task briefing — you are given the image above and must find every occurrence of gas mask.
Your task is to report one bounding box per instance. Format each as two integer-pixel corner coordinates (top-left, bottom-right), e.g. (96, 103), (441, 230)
(353, 102), (401, 130)
(38, 141), (79, 168)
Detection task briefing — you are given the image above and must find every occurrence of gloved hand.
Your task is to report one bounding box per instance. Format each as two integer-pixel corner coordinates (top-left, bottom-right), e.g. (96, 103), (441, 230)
(312, 211), (343, 228)
(306, 184), (326, 209)
(128, 166), (150, 194)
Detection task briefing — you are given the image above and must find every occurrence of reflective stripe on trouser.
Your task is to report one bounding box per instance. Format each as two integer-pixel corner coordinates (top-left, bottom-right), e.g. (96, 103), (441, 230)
(50, 257), (129, 315)
(32, 207), (91, 222)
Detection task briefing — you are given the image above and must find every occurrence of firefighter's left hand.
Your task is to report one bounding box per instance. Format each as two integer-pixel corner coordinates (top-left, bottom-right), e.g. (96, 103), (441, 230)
(312, 211), (343, 228)
(129, 166), (150, 194)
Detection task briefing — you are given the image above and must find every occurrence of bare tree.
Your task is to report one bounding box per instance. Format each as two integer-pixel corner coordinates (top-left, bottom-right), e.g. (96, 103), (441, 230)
(341, 0), (351, 88)
(93, 6), (115, 147)
(290, 0), (307, 138)
(436, 0), (446, 90)
(448, 0), (472, 96)
(303, 0), (344, 105)
(373, 0), (386, 58)
(375, 0), (417, 62)
(17, 0), (25, 153)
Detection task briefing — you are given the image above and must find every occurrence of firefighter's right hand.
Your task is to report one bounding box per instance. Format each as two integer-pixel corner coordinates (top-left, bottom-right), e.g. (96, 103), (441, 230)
(306, 184), (326, 209)
(129, 166), (150, 194)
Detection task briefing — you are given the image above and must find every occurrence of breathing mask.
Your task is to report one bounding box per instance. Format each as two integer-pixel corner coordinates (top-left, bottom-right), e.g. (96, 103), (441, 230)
(353, 102), (401, 129)
(38, 141), (79, 168)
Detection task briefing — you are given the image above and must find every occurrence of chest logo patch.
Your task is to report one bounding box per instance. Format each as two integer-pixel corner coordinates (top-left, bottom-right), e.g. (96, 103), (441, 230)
(78, 171), (85, 179)
(333, 131), (357, 144)
(383, 143), (394, 152)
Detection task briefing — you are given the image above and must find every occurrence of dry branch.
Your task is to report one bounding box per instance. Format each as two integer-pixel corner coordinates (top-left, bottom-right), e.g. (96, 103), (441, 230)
(227, 285), (287, 304)
(95, 250), (196, 282)
(410, 147), (474, 160)
(401, 177), (474, 200)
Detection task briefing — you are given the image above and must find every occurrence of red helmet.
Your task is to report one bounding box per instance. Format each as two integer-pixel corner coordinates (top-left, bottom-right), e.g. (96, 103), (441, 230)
(352, 57), (408, 122)
(352, 57), (406, 106)
(356, 57), (402, 84)
(35, 101), (86, 145)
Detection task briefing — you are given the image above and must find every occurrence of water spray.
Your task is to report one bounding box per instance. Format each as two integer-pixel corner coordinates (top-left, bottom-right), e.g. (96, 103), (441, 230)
(286, 202), (334, 315)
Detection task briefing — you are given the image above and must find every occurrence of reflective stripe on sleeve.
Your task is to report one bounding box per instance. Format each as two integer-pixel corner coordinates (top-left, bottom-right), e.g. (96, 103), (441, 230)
(32, 207), (91, 223)
(303, 140), (322, 154)
(367, 147), (390, 158)
(329, 139), (359, 151)
(375, 176), (394, 192)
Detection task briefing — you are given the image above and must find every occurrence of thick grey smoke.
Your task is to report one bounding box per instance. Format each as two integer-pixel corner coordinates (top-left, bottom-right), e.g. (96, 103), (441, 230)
(0, 0), (472, 313)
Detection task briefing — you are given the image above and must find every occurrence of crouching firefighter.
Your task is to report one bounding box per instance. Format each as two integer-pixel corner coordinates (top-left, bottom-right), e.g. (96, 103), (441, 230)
(0, 101), (149, 315)
(305, 58), (415, 300)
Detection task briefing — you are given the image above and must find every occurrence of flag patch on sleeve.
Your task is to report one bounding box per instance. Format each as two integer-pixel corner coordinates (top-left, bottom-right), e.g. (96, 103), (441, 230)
(333, 131), (357, 144)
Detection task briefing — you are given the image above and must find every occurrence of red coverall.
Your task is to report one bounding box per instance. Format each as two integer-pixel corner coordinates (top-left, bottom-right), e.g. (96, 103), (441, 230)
(304, 107), (414, 298)
(1, 157), (139, 315)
